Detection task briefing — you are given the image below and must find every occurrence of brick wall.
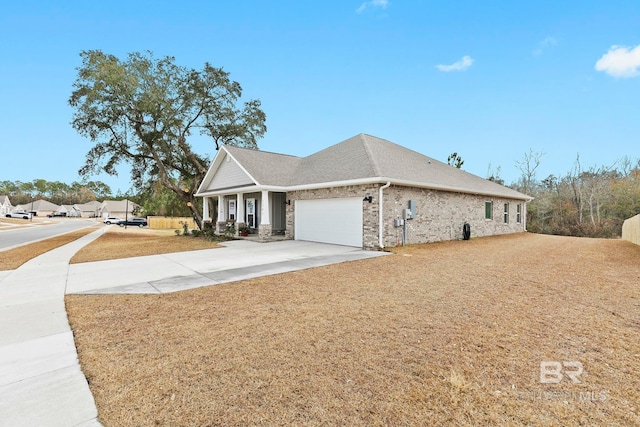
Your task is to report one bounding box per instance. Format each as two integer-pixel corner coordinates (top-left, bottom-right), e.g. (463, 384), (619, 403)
(285, 184), (379, 245)
(382, 185), (526, 248)
(287, 183), (526, 250)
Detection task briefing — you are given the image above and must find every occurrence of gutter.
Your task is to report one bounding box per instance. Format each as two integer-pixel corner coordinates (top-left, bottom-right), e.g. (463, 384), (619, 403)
(379, 181), (391, 249)
(196, 176), (531, 201)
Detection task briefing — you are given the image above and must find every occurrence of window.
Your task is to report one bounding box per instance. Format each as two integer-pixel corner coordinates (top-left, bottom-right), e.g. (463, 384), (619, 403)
(228, 200), (236, 220)
(503, 203), (509, 223)
(246, 198), (257, 228)
(516, 203), (521, 223)
(485, 201), (493, 220)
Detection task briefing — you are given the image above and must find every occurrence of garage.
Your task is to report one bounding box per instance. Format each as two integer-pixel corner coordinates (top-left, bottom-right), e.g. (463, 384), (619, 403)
(295, 197), (363, 247)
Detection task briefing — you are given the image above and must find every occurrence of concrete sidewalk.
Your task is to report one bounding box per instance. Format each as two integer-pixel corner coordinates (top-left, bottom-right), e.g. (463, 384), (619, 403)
(0, 227), (104, 427)
(67, 239), (388, 294)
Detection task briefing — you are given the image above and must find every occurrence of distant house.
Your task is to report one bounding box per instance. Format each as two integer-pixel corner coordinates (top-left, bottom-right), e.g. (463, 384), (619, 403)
(196, 134), (532, 249)
(98, 199), (140, 219)
(14, 199), (60, 217)
(56, 205), (82, 217)
(75, 200), (102, 218)
(0, 195), (12, 216)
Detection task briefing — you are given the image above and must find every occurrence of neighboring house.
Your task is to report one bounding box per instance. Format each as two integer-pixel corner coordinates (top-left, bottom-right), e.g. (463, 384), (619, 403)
(195, 134), (532, 249)
(0, 195), (12, 216)
(56, 205), (82, 217)
(98, 199), (139, 219)
(75, 200), (102, 217)
(14, 199), (60, 217)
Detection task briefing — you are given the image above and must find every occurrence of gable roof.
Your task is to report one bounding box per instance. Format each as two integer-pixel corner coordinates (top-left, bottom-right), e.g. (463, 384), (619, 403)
(225, 146), (301, 186)
(197, 134), (531, 201)
(100, 199), (139, 212)
(75, 200), (102, 211)
(15, 199), (60, 212)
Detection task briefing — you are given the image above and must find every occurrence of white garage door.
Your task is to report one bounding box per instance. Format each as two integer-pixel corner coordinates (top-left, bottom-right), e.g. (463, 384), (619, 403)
(295, 198), (363, 247)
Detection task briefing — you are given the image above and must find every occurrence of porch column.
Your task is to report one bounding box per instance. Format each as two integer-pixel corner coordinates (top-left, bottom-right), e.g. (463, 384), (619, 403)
(237, 193), (245, 225)
(259, 190), (272, 239)
(202, 196), (210, 222)
(216, 195), (226, 234)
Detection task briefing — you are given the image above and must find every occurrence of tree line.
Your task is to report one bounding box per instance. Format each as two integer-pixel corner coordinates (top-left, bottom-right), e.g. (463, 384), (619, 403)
(0, 179), (112, 206)
(0, 178), (197, 218)
(503, 151), (640, 238)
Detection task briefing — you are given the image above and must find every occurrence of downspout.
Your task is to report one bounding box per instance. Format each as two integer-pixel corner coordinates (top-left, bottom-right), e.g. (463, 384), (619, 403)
(379, 182), (391, 249)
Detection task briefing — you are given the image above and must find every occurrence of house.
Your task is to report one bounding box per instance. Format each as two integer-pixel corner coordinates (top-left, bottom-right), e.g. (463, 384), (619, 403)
(195, 134), (532, 249)
(55, 205), (82, 217)
(75, 200), (102, 218)
(0, 195), (12, 216)
(14, 199), (60, 217)
(98, 199), (140, 219)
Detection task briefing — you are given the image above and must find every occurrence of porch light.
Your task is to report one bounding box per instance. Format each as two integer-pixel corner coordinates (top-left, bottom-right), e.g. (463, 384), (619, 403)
(363, 196), (373, 203)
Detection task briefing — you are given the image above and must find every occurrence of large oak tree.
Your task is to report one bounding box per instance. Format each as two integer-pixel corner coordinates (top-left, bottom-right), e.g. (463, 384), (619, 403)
(69, 50), (266, 228)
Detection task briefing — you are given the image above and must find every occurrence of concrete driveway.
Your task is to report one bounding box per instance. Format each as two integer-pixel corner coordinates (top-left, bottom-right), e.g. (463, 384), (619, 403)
(66, 239), (388, 295)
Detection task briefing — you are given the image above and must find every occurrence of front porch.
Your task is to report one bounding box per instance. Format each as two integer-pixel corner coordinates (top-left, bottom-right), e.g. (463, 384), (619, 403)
(201, 190), (288, 241)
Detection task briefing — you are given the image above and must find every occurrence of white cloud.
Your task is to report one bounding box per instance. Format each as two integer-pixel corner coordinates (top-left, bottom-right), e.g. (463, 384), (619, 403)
(356, 0), (388, 14)
(595, 45), (640, 78)
(533, 36), (557, 56)
(436, 55), (474, 72)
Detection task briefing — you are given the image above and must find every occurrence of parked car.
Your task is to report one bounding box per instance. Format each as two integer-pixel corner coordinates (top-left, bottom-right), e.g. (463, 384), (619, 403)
(5, 211), (32, 220)
(118, 218), (148, 228)
(103, 216), (122, 224)
(47, 213), (67, 218)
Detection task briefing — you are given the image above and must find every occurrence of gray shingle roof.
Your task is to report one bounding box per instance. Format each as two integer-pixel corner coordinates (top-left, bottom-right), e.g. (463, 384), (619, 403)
(100, 199), (140, 212)
(224, 146), (301, 186)
(15, 199), (60, 211)
(207, 134), (530, 200)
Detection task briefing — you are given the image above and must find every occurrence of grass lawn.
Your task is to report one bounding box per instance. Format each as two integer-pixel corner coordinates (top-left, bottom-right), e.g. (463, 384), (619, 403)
(0, 225), (221, 271)
(70, 226), (221, 264)
(66, 233), (640, 426)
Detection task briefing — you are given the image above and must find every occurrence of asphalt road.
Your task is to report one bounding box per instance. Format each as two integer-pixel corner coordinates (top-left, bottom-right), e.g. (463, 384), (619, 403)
(0, 219), (98, 251)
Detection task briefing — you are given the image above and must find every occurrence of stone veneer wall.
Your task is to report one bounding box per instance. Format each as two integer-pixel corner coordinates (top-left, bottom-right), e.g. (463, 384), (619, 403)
(287, 183), (526, 250)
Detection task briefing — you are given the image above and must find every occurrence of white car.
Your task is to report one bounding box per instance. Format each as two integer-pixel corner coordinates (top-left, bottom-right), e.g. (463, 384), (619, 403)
(5, 211), (32, 220)
(103, 216), (123, 225)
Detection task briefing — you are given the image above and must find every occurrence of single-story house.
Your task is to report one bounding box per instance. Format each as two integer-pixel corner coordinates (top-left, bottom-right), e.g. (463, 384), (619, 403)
(0, 195), (12, 216)
(55, 205), (82, 217)
(75, 200), (102, 218)
(98, 199), (140, 219)
(14, 199), (60, 217)
(195, 134), (532, 249)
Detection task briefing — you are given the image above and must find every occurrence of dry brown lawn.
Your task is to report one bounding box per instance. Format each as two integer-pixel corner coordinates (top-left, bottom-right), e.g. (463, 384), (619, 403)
(0, 227), (97, 271)
(0, 218), (36, 229)
(1, 225), (220, 270)
(70, 227), (221, 264)
(66, 233), (640, 426)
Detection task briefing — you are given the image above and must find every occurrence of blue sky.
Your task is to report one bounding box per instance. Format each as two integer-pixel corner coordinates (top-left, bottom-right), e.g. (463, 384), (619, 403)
(1, 1), (639, 195)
